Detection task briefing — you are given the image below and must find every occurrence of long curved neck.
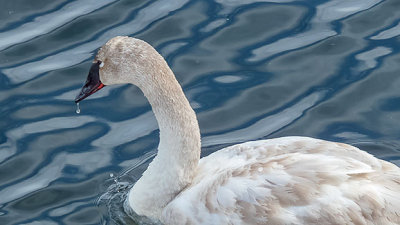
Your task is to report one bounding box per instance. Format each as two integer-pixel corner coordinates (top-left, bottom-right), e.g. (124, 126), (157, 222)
(127, 62), (201, 220)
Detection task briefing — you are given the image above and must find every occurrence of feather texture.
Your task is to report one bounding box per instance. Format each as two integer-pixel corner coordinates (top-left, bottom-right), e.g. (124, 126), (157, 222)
(163, 137), (400, 225)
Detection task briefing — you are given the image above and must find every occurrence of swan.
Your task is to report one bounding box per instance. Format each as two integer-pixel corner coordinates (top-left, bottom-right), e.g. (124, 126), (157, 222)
(75, 36), (400, 225)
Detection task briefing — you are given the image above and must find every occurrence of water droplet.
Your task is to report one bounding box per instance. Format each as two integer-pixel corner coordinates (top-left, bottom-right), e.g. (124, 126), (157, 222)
(76, 102), (80, 114)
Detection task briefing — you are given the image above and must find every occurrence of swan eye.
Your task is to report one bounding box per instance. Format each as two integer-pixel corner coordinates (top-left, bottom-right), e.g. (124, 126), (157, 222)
(99, 61), (104, 68)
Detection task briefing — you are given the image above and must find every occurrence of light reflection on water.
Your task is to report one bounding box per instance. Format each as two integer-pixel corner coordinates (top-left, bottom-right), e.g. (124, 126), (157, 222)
(1, 0), (400, 224)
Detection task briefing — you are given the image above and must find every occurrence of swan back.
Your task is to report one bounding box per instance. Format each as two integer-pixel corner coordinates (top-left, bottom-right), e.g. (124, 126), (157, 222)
(162, 137), (400, 225)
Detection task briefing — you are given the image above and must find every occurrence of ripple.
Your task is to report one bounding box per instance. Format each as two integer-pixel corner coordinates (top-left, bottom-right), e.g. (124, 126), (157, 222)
(248, 26), (337, 62)
(0, 153), (67, 205)
(0, 0), (117, 51)
(2, 0), (189, 84)
(18, 221), (59, 225)
(355, 46), (392, 70)
(200, 19), (228, 33)
(314, 0), (382, 22)
(215, 0), (297, 14)
(49, 201), (86, 217)
(0, 0), (67, 29)
(213, 75), (243, 83)
(371, 21), (400, 40)
(203, 90), (327, 146)
(0, 149), (112, 205)
(91, 112), (157, 149)
(0, 116), (95, 163)
(247, 0), (383, 62)
(159, 41), (187, 56)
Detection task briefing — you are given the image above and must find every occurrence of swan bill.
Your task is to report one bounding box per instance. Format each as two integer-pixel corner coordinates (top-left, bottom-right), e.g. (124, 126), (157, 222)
(75, 61), (105, 103)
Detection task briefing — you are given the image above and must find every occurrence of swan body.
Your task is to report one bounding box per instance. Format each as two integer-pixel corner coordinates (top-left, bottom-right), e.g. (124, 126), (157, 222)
(163, 137), (400, 225)
(75, 36), (400, 225)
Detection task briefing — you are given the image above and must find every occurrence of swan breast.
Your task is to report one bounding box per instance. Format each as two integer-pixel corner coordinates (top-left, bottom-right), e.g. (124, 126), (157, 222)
(161, 136), (400, 225)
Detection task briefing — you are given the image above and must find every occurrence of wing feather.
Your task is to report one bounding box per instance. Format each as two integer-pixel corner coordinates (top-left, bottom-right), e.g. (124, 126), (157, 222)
(162, 137), (400, 225)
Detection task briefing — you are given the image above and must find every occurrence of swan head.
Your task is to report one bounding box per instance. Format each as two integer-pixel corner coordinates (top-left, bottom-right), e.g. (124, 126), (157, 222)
(75, 36), (161, 103)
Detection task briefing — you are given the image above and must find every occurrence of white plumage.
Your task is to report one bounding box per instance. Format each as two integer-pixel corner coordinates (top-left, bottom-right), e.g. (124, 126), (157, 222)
(163, 137), (400, 225)
(76, 36), (400, 225)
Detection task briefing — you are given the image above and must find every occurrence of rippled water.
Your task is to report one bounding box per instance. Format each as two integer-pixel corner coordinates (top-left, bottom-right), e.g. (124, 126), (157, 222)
(1, 0), (400, 224)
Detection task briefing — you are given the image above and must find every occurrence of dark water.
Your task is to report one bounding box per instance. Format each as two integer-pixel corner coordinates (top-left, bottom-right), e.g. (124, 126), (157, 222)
(1, 0), (400, 224)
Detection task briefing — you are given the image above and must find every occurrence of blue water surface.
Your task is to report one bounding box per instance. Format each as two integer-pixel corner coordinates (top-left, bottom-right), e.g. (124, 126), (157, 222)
(1, 0), (400, 224)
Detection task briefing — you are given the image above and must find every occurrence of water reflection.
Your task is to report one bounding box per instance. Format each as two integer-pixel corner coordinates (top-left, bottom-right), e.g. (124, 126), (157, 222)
(203, 90), (327, 146)
(248, 0), (383, 62)
(2, 0), (190, 84)
(371, 21), (400, 40)
(0, 116), (96, 163)
(1, 0), (400, 224)
(0, 0), (117, 51)
(213, 75), (243, 84)
(355, 46), (391, 70)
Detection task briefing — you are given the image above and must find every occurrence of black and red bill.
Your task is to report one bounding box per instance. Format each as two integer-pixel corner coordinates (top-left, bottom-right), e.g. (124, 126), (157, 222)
(75, 61), (105, 103)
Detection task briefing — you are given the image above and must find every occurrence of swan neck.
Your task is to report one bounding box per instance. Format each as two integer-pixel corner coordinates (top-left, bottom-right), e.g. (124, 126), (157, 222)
(128, 65), (201, 220)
